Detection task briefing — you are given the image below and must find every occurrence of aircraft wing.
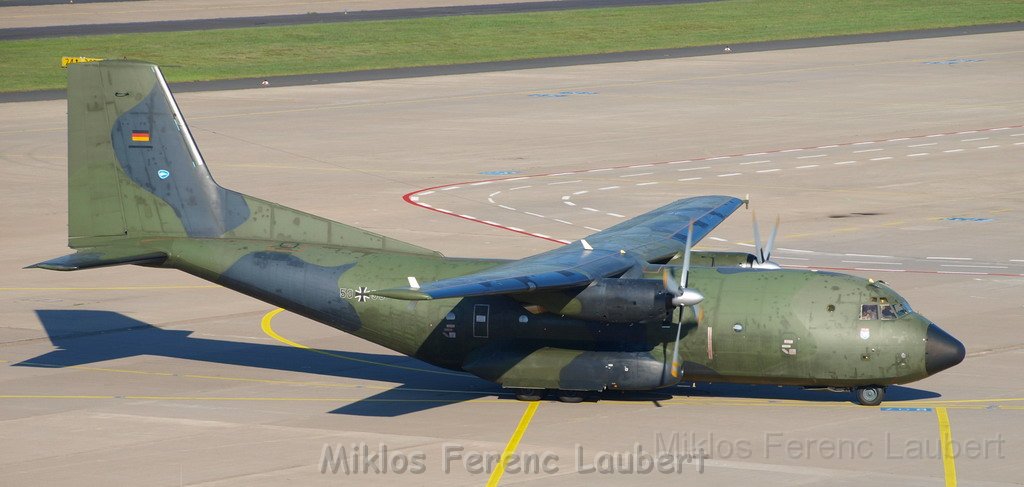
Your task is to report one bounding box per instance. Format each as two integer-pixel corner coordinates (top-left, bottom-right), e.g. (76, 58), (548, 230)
(375, 195), (744, 300)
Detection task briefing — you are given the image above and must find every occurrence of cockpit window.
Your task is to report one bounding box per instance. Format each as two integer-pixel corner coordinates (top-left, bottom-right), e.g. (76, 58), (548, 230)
(860, 304), (879, 320)
(892, 301), (910, 318)
(879, 304), (896, 320)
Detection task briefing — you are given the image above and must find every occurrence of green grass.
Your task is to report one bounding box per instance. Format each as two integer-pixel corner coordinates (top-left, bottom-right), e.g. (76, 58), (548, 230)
(1, 0), (1022, 92)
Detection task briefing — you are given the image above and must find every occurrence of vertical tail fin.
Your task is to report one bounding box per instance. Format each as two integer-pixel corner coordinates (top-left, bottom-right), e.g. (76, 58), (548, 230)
(68, 60), (248, 247)
(58, 60), (438, 259)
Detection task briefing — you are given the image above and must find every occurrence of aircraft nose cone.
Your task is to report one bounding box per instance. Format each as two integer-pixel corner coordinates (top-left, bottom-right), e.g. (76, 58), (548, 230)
(925, 324), (966, 375)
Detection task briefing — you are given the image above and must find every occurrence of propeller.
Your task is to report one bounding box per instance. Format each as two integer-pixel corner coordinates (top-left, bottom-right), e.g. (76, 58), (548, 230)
(749, 210), (781, 269)
(662, 220), (705, 379)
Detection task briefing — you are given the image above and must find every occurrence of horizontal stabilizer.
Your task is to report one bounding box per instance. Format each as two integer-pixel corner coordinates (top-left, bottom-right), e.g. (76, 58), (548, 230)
(28, 248), (166, 271)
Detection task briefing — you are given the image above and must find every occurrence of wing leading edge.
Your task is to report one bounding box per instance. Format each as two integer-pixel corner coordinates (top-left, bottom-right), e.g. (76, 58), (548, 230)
(374, 195), (744, 300)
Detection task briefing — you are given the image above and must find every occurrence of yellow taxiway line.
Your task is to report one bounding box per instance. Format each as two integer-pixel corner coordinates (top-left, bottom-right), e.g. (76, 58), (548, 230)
(936, 407), (958, 487)
(486, 401), (539, 487)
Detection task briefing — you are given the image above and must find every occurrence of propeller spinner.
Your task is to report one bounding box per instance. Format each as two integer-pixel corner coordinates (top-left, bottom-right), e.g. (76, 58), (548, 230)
(662, 220), (704, 379)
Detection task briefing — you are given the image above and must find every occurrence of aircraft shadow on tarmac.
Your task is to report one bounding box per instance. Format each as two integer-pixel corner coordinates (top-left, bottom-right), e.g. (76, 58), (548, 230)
(17, 310), (940, 416)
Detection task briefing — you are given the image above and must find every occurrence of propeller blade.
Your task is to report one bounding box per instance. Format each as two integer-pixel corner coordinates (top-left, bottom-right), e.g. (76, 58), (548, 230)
(670, 318), (683, 378)
(680, 220), (694, 288)
(752, 210), (764, 263)
(763, 215), (780, 262)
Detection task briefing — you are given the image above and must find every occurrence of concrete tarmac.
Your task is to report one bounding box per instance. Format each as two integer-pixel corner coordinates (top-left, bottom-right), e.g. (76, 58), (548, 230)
(0, 31), (1021, 485)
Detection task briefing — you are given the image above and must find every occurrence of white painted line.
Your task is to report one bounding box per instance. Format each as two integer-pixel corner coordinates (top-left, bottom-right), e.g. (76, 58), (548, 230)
(956, 131), (978, 135)
(410, 196), (419, 201)
(621, 172), (654, 178)
(854, 268), (906, 273)
(607, 213), (626, 218)
(550, 172), (573, 177)
(524, 212), (545, 218)
(588, 168), (612, 173)
(736, 242), (755, 248)
(582, 207), (600, 212)
(845, 253), (895, 258)
(756, 168), (781, 173)
(509, 185), (532, 191)
(870, 156), (893, 161)
(925, 134), (944, 138)
(584, 226), (602, 232)
(561, 196), (571, 200)
(1015, 142), (1024, 146)
(678, 166), (710, 172)
(678, 177), (702, 181)
(458, 214), (476, 220)
(636, 182), (659, 186)
(1010, 259), (1024, 263)
(548, 180), (582, 185)
(489, 191), (502, 197)
(470, 181), (493, 187)
(778, 247), (814, 253)
(709, 237), (728, 242)
(554, 219), (574, 225)
(441, 186), (461, 191)
(853, 148), (883, 153)
(941, 264), (1008, 269)
(852, 141), (875, 145)
(1011, 133), (1024, 137)
(886, 138), (909, 142)
(773, 256), (809, 261)
(667, 160), (692, 164)
(943, 149), (964, 153)
(419, 191), (435, 196)
(507, 226), (524, 232)
(908, 143), (937, 147)
(797, 154), (827, 159)
(505, 177), (529, 181)
(961, 137), (989, 142)
(817, 145), (839, 149)
(707, 156), (731, 161)
(926, 256), (972, 261)
(487, 198), (495, 203)
(532, 233), (551, 239)
(556, 239), (572, 244)
(938, 270), (987, 275)
(573, 190), (589, 195)
(717, 173), (742, 177)
(598, 186), (620, 190)
(992, 127), (1011, 131)
(796, 164), (819, 169)
(780, 148), (803, 153)
(745, 152), (768, 156)
(834, 161), (856, 165)
(843, 260), (903, 266)
(979, 145), (999, 149)
(740, 160), (771, 165)
(564, 201), (576, 206)
(419, 203), (433, 208)
(907, 153), (929, 157)
(482, 220), (498, 225)
(436, 208), (453, 213)
(498, 205), (516, 211)
(628, 164), (654, 168)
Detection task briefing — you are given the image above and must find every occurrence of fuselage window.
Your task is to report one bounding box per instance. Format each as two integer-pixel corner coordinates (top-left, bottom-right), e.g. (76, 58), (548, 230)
(860, 304), (879, 320)
(879, 304), (897, 320)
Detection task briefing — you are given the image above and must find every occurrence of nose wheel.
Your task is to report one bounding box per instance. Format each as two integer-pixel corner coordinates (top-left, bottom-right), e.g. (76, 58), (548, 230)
(854, 386), (885, 406)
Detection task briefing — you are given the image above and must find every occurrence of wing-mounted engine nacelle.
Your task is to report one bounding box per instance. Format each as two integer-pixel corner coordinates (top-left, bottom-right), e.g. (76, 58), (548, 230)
(536, 278), (672, 324)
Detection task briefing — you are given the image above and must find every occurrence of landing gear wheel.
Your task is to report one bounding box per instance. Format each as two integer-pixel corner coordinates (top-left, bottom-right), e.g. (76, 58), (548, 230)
(854, 386), (885, 406)
(556, 390), (584, 403)
(513, 389), (544, 401)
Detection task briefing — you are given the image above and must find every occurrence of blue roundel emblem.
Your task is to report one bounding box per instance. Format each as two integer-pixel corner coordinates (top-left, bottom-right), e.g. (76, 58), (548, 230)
(157, 169), (170, 180)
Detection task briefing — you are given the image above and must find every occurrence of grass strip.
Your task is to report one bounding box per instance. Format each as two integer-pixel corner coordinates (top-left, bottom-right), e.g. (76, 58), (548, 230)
(1, 0), (1022, 92)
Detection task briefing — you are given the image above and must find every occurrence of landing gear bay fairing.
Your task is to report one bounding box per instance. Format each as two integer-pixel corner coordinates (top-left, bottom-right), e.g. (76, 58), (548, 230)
(32, 61), (965, 406)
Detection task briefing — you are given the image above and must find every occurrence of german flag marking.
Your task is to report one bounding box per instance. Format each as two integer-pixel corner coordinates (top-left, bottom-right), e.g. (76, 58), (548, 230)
(131, 130), (150, 142)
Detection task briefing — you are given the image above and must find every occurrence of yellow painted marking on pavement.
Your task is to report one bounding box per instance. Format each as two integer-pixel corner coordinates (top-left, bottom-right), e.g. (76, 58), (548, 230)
(486, 401), (539, 487)
(936, 407), (958, 487)
(0, 284), (216, 290)
(260, 308), (467, 376)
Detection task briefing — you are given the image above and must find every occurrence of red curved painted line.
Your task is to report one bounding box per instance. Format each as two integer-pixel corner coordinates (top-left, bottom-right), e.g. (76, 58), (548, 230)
(400, 123), (1024, 277)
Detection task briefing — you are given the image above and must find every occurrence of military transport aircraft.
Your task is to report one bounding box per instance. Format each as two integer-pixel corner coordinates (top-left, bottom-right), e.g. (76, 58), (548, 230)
(31, 61), (965, 406)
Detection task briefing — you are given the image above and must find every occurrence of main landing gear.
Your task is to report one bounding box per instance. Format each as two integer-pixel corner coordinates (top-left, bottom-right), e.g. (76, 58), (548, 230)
(510, 388), (586, 403)
(853, 386), (886, 406)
